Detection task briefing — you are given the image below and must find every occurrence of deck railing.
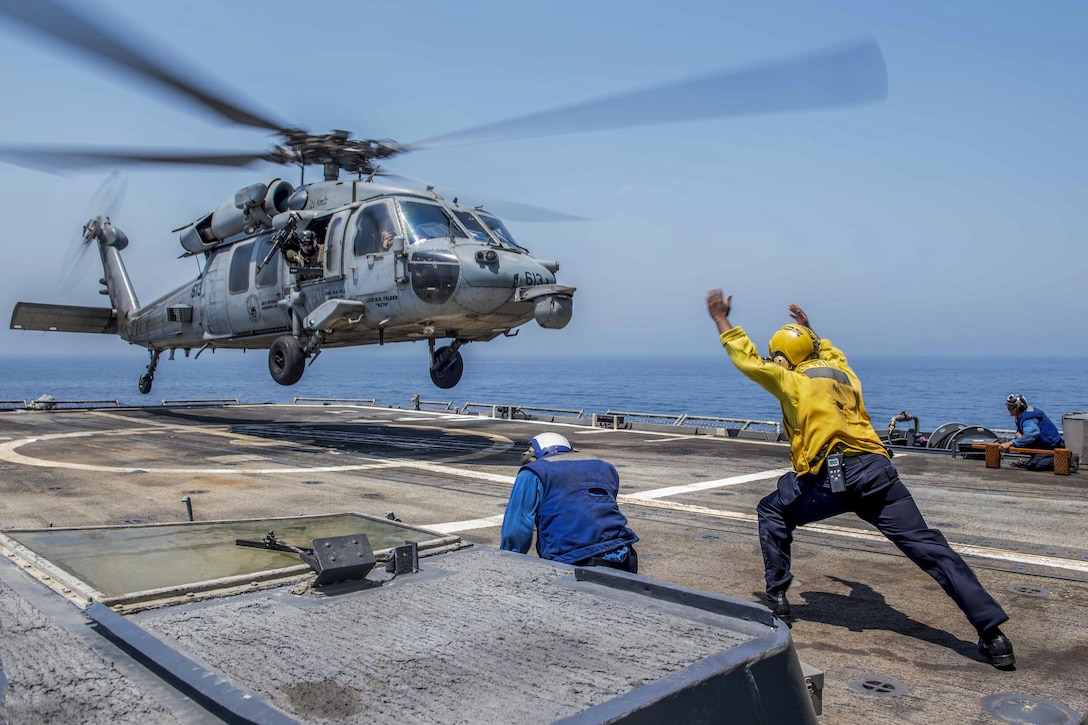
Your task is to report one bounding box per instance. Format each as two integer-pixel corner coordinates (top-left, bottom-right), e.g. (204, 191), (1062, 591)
(292, 397), (377, 406)
(600, 409), (781, 436)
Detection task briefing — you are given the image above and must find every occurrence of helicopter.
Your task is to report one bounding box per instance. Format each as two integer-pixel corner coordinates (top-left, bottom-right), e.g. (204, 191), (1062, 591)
(1, 0), (887, 393)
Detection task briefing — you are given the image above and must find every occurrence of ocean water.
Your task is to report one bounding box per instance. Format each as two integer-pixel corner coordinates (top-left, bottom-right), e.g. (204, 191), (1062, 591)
(1, 351), (1086, 435)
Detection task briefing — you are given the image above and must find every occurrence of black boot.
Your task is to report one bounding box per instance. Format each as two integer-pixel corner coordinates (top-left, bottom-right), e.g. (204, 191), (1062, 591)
(767, 592), (792, 623)
(978, 627), (1015, 669)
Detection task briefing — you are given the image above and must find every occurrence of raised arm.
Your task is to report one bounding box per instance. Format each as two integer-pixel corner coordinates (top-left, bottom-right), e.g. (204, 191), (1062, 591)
(788, 303), (812, 334)
(706, 289), (734, 334)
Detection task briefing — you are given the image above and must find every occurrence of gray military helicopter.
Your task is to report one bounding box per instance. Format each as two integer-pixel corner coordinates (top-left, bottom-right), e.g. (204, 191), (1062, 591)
(1, 0), (887, 392)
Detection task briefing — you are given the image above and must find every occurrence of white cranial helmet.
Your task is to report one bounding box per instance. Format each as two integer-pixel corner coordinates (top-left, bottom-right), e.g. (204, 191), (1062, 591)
(522, 432), (574, 463)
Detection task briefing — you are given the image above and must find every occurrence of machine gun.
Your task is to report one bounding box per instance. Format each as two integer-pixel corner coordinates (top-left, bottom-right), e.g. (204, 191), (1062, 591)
(255, 212), (301, 275)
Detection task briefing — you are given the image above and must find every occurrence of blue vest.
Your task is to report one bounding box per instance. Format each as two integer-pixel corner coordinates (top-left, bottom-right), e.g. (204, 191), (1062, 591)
(1016, 409), (1063, 448)
(521, 457), (639, 564)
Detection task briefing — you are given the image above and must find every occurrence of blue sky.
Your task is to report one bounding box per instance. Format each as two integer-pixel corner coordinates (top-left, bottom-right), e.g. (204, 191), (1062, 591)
(0, 0), (1085, 361)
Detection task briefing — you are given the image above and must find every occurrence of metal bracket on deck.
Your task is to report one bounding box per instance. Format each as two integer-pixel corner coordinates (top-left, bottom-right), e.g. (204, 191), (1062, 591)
(386, 541), (419, 575)
(236, 531), (376, 585)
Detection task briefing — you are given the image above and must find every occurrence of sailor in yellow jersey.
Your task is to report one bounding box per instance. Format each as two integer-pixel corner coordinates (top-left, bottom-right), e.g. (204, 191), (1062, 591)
(705, 289), (1015, 669)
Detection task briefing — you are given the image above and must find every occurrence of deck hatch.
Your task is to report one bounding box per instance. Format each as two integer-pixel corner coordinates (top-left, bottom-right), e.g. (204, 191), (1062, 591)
(1, 512), (448, 600)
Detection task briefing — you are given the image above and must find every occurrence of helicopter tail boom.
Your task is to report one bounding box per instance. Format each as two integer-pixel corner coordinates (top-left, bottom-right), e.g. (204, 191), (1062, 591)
(98, 241), (140, 318)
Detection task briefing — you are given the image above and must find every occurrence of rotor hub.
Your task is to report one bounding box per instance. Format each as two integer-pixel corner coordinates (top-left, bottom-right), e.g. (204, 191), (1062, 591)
(281, 129), (403, 176)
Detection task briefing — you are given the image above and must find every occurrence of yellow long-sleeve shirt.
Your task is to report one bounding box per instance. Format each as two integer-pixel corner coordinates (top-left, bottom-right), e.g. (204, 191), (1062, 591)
(720, 327), (889, 475)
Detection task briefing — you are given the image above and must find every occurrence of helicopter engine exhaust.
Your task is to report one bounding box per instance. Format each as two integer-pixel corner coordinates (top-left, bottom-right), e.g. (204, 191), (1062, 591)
(534, 294), (573, 329)
(179, 179), (295, 254)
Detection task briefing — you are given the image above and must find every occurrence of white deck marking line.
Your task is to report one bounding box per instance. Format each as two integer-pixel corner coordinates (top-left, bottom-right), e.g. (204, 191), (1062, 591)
(422, 514), (506, 534)
(623, 469), (792, 500)
(419, 466), (1088, 574)
(618, 497), (1088, 574)
(10, 419), (1075, 572)
(0, 423), (513, 474)
(426, 469), (786, 534)
(394, 460), (515, 484)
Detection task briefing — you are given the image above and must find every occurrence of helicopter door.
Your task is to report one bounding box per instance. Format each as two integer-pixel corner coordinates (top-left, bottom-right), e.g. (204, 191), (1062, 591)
(348, 200), (400, 326)
(252, 235), (290, 330)
(224, 240), (257, 334)
(201, 248), (230, 336)
(323, 210), (349, 279)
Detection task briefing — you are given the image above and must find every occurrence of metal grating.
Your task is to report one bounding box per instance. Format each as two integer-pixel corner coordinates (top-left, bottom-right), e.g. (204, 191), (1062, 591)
(1008, 585), (1051, 597)
(848, 674), (906, 697)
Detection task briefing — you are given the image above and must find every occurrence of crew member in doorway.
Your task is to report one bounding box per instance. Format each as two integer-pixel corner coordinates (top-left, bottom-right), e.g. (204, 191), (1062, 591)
(286, 230), (323, 275)
(1000, 394), (1064, 471)
(500, 433), (639, 573)
(704, 289), (1015, 669)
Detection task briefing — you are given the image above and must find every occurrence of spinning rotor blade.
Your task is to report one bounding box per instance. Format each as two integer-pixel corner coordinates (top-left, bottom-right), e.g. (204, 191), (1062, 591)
(0, 0), (287, 132)
(0, 146), (282, 172)
(409, 37), (887, 150)
(377, 173), (587, 223)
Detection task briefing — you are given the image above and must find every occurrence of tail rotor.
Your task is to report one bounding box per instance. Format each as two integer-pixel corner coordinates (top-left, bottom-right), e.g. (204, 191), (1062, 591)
(61, 171), (127, 287)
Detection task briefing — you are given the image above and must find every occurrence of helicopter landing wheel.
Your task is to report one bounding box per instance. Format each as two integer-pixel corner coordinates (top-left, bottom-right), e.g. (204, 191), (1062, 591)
(138, 349), (160, 395)
(269, 335), (305, 386)
(429, 345), (464, 389)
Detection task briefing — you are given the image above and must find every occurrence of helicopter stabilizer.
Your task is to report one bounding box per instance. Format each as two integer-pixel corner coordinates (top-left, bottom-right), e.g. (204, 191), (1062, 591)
(10, 302), (118, 335)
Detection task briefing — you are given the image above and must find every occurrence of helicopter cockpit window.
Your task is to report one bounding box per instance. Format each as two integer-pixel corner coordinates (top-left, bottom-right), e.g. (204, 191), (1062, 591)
(350, 202), (397, 257)
(229, 241), (254, 294)
(476, 211), (527, 252)
(453, 210), (491, 243)
(399, 201), (468, 244)
(255, 236), (278, 288)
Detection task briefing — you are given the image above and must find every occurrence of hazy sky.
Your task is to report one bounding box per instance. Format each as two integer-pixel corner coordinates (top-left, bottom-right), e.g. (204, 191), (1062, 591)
(1, 0), (1084, 362)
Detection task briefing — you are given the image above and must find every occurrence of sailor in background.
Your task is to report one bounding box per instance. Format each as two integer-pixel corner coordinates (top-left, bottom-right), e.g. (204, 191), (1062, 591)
(705, 289), (1016, 669)
(500, 433), (639, 573)
(1000, 394), (1064, 471)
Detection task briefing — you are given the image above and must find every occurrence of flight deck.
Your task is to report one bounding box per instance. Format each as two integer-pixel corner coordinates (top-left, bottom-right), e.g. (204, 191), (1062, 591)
(1, 402), (1086, 724)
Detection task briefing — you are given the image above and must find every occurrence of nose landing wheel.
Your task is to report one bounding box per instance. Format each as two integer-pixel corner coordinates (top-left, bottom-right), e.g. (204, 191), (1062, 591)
(429, 340), (464, 389)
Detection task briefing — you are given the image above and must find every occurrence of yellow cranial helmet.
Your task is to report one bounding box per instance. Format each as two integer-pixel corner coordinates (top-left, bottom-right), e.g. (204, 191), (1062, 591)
(768, 324), (820, 368)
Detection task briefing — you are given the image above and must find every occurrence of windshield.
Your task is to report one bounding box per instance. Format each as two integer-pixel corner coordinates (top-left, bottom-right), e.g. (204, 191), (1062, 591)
(399, 200), (468, 244)
(476, 211), (526, 252)
(453, 210), (491, 242)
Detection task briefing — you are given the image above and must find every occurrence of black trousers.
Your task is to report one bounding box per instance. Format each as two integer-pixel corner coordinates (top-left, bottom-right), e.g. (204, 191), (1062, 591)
(756, 453), (1007, 634)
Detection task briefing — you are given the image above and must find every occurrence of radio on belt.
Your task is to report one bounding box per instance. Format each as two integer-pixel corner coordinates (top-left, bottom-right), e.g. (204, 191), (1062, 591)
(826, 453), (847, 493)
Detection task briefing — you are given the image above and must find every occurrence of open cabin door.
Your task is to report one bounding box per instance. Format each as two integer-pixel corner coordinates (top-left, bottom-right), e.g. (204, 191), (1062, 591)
(323, 210), (349, 279)
(347, 200), (401, 326)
